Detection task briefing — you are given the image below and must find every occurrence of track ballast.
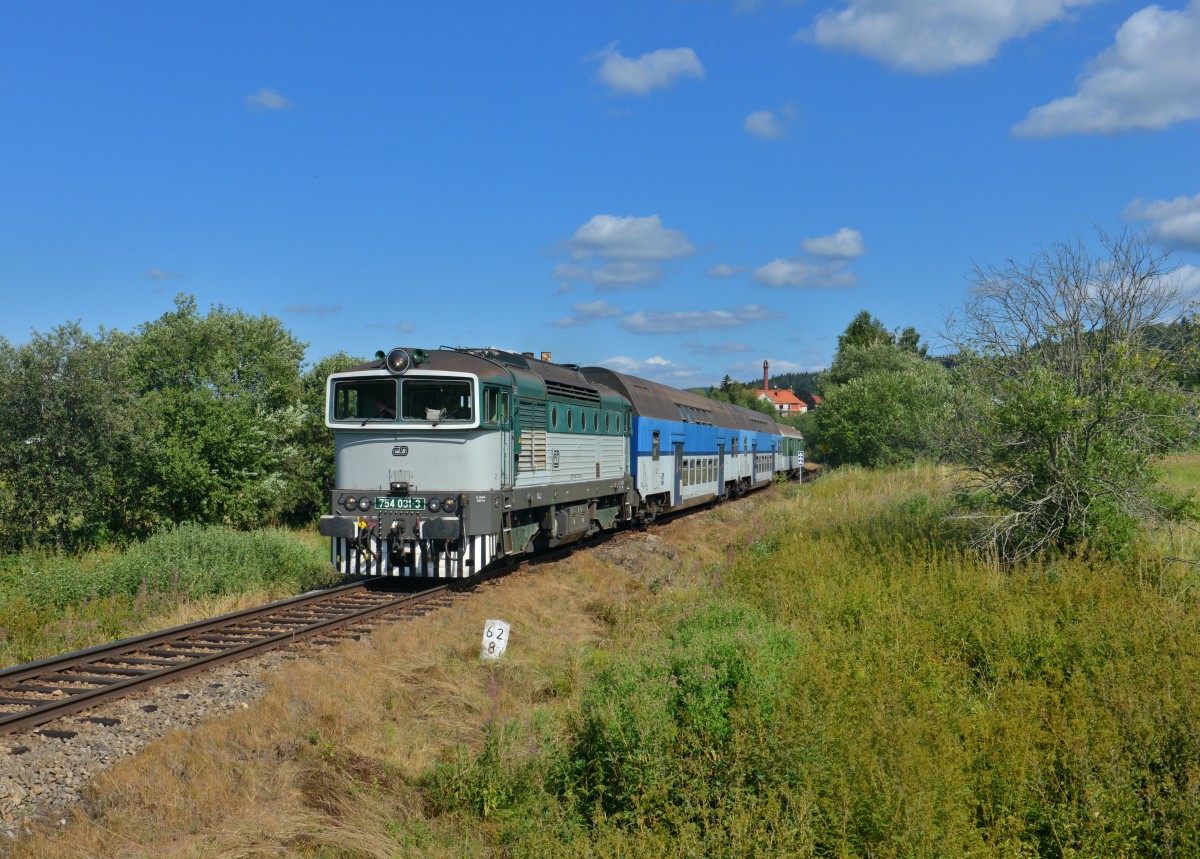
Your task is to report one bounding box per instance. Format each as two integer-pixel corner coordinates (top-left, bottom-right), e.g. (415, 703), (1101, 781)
(0, 581), (451, 737)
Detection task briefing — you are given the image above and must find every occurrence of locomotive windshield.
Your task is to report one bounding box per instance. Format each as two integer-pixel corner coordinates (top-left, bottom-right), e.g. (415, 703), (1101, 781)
(332, 379), (396, 421)
(331, 377), (474, 424)
(401, 378), (473, 422)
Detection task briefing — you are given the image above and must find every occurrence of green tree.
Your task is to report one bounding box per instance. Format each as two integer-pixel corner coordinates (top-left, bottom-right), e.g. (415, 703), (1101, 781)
(0, 325), (142, 551)
(813, 314), (948, 467)
(818, 348), (952, 467)
(837, 310), (894, 353)
(950, 229), (1197, 560)
(896, 326), (928, 357)
(126, 295), (308, 528)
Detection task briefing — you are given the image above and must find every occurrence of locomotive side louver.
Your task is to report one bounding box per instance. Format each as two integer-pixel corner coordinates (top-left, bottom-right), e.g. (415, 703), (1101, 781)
(544, 380), (601, 405)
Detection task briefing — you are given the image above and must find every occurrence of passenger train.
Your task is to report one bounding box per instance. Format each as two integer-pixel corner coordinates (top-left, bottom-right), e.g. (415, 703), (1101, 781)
(318, 347), (803, 578)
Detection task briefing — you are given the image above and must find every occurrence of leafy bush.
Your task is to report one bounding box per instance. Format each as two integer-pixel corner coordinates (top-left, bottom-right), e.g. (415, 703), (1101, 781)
(949, 230), (1199, 560)
(818, 354), (954, 467)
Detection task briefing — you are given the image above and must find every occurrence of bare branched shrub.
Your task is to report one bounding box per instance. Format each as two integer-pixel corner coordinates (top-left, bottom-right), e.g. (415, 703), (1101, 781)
(947, 229), (1199, 561)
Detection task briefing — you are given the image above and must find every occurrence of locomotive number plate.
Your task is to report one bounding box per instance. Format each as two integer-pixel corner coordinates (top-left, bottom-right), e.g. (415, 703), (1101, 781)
(374, 497), (426, 511)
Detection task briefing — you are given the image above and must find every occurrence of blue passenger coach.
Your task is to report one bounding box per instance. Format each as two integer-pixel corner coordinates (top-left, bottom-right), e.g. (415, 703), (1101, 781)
(581, 368), (802, 521)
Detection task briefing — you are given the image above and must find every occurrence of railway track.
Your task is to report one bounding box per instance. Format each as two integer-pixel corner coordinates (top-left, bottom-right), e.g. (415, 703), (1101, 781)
(0, 581), (451, 737)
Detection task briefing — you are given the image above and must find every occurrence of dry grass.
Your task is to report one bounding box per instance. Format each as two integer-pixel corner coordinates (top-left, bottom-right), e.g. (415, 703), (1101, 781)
(9, 496), (761, 858)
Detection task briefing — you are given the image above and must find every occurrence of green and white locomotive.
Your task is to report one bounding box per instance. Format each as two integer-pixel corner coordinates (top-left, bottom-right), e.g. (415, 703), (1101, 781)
(319, 347), (633, 577)
(320, 346), (803, 578)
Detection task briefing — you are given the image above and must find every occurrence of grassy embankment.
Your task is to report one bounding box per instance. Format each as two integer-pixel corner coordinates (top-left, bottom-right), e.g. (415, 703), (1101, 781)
(11, 460), (1200, 857)
(0, 524), (337, 667)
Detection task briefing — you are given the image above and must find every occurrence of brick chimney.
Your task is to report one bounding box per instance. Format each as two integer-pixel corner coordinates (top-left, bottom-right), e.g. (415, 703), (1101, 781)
(763, 359), (769, 391)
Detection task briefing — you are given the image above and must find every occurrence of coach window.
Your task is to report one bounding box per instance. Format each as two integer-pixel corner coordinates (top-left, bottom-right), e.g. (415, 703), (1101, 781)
(567, 409), (574, 430)
(652, 430), (660, 461)
(593, 411), (598, 431)
(551, 406), (558, 429)
(605, 413), (611, 432)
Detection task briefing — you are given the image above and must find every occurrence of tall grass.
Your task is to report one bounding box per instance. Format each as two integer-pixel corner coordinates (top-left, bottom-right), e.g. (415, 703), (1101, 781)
(0, 524), (335, 665)
(423, 465), (1200, 856)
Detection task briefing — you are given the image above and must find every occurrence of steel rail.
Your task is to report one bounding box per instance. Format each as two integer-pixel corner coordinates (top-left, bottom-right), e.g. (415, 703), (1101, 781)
(0, 582), (449, 736)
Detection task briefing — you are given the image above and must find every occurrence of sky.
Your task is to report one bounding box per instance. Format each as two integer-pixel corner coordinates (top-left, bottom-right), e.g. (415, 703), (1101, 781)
(2, 1), (1199, 388)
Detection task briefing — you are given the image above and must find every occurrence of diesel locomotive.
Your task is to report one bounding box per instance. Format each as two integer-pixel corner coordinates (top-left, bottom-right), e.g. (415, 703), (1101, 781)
(318, 346), (803, 578)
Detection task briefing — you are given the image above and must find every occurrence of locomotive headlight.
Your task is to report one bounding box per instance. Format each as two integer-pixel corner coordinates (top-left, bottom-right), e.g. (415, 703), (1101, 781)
(385, 348), (411, 374)
(343, 496), (358, 510)
(357, 497), (372, 512)
(442, 497), (457, 513)
(427, 497), (442, 513)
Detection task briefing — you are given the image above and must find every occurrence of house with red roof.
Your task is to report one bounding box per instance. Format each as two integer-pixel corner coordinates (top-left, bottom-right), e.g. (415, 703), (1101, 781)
(757, 387), (806, 413)
(755, 360), (807, 414)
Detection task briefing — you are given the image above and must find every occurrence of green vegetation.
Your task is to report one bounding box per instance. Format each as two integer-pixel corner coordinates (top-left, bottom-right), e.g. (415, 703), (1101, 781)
(816, 335), (953, 468)
(950, 230), (1198, 560)
(0, 294), (364, 554)
(416, 465), (1200, 856)
(798, 231), (1199, 561)
(0, 524), (335, 666)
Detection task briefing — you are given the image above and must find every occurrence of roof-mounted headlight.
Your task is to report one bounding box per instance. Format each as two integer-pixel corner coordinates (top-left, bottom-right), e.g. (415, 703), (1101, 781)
(385, 348), (412, 374)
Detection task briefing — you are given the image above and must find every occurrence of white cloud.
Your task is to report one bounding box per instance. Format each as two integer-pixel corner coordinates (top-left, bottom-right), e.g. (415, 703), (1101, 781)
(591, 42), (705, 95)
(567, 214), (695, 261)
(554, 214), (695, 291)
(801, 227), (868, 259)
(753, 258), (859, 288)
(801, 0), (1098, 74)
(145, 268), (181, 280)
(552, 261), (663, 290)
(744, 110), (786, 139)
(1014, 2), (1200, 137)
(621, 305), (782, 334)
(597, 353), (711, 386)
(707, 263), (748, 278)
(1162, 263), (1200, 298)
(245, 87), (294, 111)
(1125, 194), (1200, 251)
(549, 300), (625, 328)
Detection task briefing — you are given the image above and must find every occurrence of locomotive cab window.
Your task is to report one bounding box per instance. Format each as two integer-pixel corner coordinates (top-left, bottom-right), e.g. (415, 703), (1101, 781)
(482, 387), (510, 427)
(401, 378), (473, 422)
(333, 379), (397, 421)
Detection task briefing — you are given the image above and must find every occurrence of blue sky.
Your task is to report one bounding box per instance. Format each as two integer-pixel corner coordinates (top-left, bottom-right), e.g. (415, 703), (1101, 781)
(2, 1), (1198, 387)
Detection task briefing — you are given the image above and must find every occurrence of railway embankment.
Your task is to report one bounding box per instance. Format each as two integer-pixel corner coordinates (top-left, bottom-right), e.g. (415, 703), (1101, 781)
(6, 462), (1200, 856)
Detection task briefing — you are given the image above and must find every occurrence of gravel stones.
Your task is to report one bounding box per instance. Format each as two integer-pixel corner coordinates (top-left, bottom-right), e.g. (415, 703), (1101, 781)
(0, 649), (291, 845)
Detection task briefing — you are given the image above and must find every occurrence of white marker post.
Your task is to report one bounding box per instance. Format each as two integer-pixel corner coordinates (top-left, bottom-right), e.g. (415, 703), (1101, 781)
(481, 619), (510, 660)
